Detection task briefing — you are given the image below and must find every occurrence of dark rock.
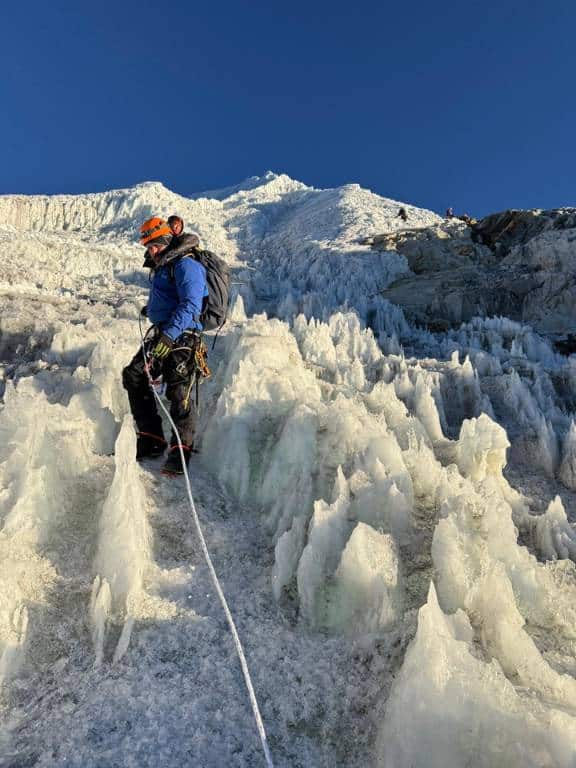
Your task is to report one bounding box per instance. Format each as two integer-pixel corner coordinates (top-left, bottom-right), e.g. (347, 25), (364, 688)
(365, 208), (576, 336)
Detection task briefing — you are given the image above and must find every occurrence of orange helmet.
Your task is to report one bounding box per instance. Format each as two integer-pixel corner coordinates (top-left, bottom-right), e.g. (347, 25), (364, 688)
(140, 217), (172, 245)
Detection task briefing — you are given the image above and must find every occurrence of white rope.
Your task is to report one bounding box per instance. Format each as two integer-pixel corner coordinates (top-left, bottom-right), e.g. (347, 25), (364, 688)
(139, 325), (274, 767)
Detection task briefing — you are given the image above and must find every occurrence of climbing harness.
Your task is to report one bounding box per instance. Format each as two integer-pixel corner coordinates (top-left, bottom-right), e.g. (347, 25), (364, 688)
(152, 329), (211, 413)
(137, 316), (275, 767)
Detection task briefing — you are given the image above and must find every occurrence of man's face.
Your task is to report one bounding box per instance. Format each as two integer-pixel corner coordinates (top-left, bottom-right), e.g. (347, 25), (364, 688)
(147, 243), (163, 263)
(171, 219), (183, 236)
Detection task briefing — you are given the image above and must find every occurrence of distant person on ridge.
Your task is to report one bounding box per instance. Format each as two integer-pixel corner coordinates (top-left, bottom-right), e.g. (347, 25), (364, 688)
(397, 207), (408, 223)
(445, 207), (454, 219)
(122, 216), (208, 476)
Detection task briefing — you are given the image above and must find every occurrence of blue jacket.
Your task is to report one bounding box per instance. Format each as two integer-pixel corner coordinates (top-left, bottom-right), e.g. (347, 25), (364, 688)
(148, 257), (208, 340)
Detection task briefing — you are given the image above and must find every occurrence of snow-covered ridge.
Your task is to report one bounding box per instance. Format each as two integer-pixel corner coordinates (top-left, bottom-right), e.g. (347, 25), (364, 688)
(0, 172), (439, 240)
(0, 174), (304, 234)
(188, 170), (300, 200)
(0, 181), (206, 235)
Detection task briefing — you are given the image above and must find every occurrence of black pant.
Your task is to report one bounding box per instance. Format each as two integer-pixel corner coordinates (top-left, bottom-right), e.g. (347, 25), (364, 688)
(122, 333), (199, 448)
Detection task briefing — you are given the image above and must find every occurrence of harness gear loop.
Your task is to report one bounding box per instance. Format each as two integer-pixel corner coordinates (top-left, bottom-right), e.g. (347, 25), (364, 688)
(194, 338), (211, 380)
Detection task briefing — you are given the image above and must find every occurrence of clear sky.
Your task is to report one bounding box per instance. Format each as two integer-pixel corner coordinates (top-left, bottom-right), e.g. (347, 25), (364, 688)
(2, 0), (574, 216)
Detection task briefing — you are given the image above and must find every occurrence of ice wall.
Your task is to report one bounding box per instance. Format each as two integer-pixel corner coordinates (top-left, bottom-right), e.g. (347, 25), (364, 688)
(0, 361), (112, 684)
(204, 307), (576, 644)
(559, 420), (576, 490)
(325, 523), (403, 634)
(202, 305), (576, 768)
(382, 460), (576, 765)
(378, 583), (576, 768)
(456, 413), (510, 482)
(91, 416), (152, 665)
(203, 315), (415, 633)
(531, 496), (576, 562)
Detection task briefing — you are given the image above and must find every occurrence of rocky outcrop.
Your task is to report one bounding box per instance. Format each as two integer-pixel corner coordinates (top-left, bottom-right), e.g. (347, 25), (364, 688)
(473, 208), (576, 254)
(368, 209), (576, 338)
(362, 220), (493, 274)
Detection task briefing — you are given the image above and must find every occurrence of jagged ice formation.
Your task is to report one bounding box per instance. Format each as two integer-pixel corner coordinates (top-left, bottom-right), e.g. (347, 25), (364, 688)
(0, 173), (576, 767)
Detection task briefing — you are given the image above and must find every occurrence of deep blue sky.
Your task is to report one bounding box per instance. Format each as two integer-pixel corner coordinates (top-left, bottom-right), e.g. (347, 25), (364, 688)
(2, 0), (574, 215)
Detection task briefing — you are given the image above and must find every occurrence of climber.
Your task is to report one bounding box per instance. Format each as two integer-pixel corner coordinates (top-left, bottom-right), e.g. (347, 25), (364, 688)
(445, 207), (455, 219)
(168, 214), (200, 249)
(122, 216), (208, 475)
(397, 207), (408, 223)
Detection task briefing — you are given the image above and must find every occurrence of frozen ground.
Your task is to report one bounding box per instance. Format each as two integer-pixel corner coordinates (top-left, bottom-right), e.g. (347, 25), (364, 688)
(0, 174), (575, 767)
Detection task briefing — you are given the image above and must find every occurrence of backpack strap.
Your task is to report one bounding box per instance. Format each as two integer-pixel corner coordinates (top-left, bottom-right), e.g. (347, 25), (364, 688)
(167, 250), (198, 282)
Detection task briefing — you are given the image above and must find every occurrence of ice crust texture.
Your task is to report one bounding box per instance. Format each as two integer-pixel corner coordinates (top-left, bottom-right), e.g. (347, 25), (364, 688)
(1, 173), (576, 766)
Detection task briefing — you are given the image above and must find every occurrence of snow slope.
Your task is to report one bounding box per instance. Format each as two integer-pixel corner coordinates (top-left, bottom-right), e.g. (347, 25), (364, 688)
(1, 173), (576, 767)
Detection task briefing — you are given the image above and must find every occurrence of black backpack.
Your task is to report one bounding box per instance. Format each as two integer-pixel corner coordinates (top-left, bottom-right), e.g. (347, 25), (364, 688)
(170, 248), (230, 332)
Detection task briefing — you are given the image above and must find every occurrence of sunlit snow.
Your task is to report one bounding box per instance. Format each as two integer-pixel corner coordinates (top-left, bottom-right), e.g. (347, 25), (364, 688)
(0, 173), (575, 767)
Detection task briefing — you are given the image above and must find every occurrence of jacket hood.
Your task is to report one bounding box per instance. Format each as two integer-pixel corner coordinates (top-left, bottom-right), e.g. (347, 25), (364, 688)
(158, 233), (200, 267)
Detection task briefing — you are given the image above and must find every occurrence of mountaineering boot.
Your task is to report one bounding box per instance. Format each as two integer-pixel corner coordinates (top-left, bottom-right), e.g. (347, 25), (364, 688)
(136, 432), (167, 461)
(161, 444), (191, 476)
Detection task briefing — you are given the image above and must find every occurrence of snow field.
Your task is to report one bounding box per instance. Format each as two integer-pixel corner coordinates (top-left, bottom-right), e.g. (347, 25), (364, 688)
(1, 173), (576, 765)
(199, 301), (576, 765)
(0, 303), (385, 765)
(0, 323), (384, 766)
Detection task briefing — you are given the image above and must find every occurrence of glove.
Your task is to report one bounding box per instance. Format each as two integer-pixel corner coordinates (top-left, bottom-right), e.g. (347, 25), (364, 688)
(140, 305), (148, 318)
(150, 333), (174, 360)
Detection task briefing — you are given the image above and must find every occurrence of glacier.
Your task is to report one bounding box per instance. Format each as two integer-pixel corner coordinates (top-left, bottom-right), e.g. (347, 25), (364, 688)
(0, 173), (576, 767)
